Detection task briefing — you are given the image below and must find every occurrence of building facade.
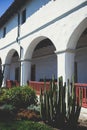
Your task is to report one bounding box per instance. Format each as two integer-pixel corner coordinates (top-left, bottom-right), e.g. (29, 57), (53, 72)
(0, 0), (87, 87)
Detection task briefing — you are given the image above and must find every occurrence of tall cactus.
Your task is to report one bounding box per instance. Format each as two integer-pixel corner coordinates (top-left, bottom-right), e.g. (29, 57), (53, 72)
(40, 76), (82, 128)
(40, 76), (66, 127)
(66, 78), (82, 127)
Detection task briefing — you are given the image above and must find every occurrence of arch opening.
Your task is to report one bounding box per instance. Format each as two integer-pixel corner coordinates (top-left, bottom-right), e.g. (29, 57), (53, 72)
(25, 37), (57, 82)
(5, 50), (20, 82)
(75, 28), (87, 83)
(65, 18), (87, 83)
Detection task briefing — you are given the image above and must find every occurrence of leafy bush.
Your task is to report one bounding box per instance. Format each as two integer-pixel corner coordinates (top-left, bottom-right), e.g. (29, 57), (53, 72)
(0, 88), (8, 105)
(0, 86), (37, 110)
(0, 120), (53, 130)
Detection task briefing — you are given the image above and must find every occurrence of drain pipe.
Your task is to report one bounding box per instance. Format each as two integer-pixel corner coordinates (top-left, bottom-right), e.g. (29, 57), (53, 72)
(17, 12), (23, 86)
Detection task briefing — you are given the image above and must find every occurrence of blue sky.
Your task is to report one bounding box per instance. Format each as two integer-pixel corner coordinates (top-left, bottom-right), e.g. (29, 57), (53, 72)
(0, 0), (14, 17)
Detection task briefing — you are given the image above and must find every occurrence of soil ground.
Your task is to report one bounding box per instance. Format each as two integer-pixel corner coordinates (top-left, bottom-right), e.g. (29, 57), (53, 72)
(52, 119), (87, 130)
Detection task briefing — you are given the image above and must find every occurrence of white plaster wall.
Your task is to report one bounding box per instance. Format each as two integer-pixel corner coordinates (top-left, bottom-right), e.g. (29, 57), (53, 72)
(0, 15), (18, 48)
(0, 44), (20, 65)
(32, 54), (57, 81)
(0, 0), (86, 85)
(57, 51), (75, 83)
(21, 0), (86, 37)
(0, 0), (86, 54)
(20, 5), (87, 56)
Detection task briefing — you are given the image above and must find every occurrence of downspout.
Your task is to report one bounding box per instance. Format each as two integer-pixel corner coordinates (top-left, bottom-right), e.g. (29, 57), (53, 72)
(17, 12), (23, 86)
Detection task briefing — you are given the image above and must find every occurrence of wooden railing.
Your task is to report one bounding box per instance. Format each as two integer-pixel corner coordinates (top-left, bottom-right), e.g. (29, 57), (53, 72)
(28, 81), (87, 108)
(6, 80), (87, 108)
(6, 80), (20, 88)
(27, 81), (50, 95)
(75, 83), (87, 108)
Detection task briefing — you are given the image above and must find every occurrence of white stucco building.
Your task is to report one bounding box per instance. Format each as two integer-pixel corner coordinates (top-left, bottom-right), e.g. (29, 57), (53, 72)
(0, 0), (87, 87)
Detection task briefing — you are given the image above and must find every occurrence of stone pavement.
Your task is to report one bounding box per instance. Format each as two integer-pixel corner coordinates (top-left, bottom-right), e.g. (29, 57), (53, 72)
(79, 107), (87, 121)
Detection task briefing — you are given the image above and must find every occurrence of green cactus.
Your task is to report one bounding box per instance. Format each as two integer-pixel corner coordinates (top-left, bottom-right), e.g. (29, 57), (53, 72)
(40, 76), (66, 127)
(40, 76), (82, 128)
(66, 78), (82, 127)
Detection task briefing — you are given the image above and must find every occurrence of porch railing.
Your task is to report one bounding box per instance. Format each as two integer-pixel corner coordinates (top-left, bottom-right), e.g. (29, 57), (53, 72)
(6, 80), (87, 108)
(75, 83), (87, 108)
(27, 81), (50, 95)
(6, 80), (20, 88)
(28, 81), (87, 108)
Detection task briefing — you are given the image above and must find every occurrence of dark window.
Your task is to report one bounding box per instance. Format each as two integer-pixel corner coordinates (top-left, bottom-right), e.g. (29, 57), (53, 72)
(3, 27), (6, 38)
(21, 9), (26, 24)
(31, 64), (36, 81)
(15, 67), (20, 82)
(74, 62), (77, 82)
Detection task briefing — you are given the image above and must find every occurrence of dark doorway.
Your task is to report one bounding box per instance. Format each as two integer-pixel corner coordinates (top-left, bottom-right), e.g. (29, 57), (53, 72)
(31, 64), (36, 81)
(15, 67), (20, 82)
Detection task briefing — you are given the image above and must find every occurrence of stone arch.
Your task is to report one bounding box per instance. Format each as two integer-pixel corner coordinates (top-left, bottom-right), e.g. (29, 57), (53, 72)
(24, 36), (57, 82)
(67, 18), (87, 50)
(25, 36), (57, 60)
(75, 27), (87, 83)
(3, 49), (20, 86)
(65, 18), (87, 83)
(5, 49), (20, 64)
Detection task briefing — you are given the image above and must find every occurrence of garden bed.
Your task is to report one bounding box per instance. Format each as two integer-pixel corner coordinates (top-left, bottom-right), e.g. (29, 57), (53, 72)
(0, 120), (52, 130)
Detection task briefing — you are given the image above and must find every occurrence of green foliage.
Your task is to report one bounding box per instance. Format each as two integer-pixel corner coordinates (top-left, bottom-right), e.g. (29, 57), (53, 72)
(40, 76), (82, 128)
(0, 86), (37, 110)
(28, 104), (40, 113)
(66, 78), (82, 127)
(0, 120), (53, 130)
(40, 76), (66, 127)
(0, 88), (8, 105)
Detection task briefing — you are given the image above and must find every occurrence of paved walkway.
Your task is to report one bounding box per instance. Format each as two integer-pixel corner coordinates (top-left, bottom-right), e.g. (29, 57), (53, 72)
(79, 107), (87, 121)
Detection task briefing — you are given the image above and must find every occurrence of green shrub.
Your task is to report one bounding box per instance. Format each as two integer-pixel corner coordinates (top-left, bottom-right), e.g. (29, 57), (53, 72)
(0, 88), (8, 105)
(0, 120), (53, 130)
(0, 86), (37, 110)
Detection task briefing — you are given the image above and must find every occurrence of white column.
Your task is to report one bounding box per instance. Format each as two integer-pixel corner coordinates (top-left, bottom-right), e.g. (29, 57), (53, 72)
(57, 52), (66, 82)
(65, 52), (75, 81)
(57, 51), (75, 83)
(20, 60), (31, 86)
(57, 51), (75, 113)
(2, 64), (10, 87)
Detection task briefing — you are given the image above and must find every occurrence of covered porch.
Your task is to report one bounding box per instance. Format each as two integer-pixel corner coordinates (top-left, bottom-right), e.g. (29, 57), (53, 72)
(6, 28), (87, 107)
(4, 25), (87, 108)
